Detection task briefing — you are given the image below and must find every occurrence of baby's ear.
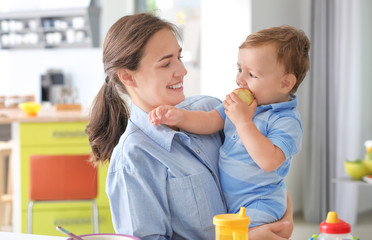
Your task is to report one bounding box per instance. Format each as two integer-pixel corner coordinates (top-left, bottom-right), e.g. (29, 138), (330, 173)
(280, 73), (296, 94)
(117, 69), (136, 87)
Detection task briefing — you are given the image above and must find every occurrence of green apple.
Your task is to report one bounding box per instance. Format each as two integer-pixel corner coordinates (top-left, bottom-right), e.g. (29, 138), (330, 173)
(344, 159), (368, 180)
(363, 156), (372, 174)
(233, 88), (254, 106)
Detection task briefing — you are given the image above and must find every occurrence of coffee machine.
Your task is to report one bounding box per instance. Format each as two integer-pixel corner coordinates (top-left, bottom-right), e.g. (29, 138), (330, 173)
(41, 69), (65, 104)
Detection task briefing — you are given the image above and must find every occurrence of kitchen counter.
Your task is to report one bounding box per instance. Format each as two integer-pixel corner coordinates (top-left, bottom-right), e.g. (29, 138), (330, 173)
(0, 107), (89, 124)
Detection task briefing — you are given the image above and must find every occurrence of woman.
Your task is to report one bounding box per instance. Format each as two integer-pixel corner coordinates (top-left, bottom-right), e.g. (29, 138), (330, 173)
(86, 13), (293, 240)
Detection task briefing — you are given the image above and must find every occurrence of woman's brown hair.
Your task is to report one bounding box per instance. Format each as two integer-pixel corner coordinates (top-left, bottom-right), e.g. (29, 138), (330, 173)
(86, 13), (178, 166)
(240, 25), (310, 93)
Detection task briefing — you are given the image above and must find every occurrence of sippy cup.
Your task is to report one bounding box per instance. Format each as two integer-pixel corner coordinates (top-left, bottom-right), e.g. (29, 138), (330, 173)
(309, 211), (359, 240)
(213, 207), (250, 240)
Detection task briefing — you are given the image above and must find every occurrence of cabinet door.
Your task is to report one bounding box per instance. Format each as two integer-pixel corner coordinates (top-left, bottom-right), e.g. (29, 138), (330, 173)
(19, 122), (113, 234)
(32, 206), (113, 236)
(20, 122), (89, 146)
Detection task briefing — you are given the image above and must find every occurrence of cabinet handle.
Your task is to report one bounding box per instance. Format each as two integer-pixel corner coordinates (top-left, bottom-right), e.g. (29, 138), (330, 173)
(53, 217), (103, 226)
(52, 131), (87, 138)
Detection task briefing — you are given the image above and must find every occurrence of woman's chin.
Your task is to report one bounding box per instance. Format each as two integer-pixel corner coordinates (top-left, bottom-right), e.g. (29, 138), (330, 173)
(172, 94), (185, 106)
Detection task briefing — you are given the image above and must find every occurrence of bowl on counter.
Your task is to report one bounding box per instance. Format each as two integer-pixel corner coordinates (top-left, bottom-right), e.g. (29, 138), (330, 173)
(67, 233), (140, 240)
(344, 159), (368, 180)
(18, 101), (41, 116)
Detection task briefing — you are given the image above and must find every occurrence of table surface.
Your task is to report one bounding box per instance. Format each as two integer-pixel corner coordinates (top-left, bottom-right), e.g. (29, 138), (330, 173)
(0, 232), (66, 240)
(332, 177), (372, 186)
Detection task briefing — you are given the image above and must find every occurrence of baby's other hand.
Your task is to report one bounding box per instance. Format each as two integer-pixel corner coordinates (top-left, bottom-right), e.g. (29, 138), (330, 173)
(148, 105), (182, 126)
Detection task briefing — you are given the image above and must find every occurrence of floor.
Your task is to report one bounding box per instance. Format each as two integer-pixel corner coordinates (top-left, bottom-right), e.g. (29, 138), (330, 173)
(292, 210), (372, 239)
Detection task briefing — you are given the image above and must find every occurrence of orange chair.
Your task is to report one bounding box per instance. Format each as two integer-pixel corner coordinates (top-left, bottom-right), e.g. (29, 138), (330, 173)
(28, 154), (99, 233)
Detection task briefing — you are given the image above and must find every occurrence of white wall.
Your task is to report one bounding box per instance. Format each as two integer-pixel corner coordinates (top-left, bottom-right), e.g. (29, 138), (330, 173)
(99, 0), (134, 44)
(0, 49), (103, 108)
(200, 0), (251, 101)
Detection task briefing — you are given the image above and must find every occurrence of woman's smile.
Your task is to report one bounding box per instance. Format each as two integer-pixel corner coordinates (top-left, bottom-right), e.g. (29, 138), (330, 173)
(167, 82), (183, 90)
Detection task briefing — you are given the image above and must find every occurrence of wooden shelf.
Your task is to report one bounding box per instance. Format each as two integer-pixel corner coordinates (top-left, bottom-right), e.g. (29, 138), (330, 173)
(332, 177), (372, 187)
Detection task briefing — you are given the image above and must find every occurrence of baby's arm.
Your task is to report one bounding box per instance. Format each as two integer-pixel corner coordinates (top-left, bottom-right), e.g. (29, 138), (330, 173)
(224, 93), (285, 172)
(148, 105), (224, 134)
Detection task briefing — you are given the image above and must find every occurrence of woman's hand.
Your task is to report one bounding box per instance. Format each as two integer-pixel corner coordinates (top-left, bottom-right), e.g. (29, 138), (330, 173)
(249, 221), (291, 240)
(249, 191), (294, 240)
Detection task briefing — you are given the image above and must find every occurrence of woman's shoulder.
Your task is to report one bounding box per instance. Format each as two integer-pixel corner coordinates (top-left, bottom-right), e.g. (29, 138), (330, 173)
(177, 95), (222, 112)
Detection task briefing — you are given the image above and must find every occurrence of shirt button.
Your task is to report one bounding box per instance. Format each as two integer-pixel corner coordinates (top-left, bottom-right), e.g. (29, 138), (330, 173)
(196, 149), (201, 154)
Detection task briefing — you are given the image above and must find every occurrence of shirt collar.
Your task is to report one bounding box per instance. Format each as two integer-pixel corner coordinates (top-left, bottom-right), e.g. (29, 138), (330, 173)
(129, 102), (178, 152)
(256, 94), (298, 113)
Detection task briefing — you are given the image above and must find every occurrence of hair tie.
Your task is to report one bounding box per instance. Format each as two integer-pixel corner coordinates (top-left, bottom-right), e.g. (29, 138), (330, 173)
(105, 76), (109, 84)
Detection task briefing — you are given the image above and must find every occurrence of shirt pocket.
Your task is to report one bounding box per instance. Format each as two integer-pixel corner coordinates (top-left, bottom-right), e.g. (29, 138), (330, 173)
(168, 171), (223, 232)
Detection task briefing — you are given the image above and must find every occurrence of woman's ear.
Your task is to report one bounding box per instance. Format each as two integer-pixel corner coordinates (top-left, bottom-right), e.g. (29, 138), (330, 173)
(117, 69), (136, 87)
(280, 73), (296, 94)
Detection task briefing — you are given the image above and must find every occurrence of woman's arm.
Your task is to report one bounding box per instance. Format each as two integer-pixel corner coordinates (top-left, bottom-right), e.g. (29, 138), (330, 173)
(248, 191), (293, 240)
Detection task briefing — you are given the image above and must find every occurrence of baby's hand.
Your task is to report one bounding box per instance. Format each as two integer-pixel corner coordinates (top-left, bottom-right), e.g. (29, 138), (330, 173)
(223, 92), (257, 127)
(148, 105), (183, 126)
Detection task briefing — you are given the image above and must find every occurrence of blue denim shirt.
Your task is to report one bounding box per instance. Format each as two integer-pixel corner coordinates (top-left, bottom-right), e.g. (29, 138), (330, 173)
(106, 95), (227, 240)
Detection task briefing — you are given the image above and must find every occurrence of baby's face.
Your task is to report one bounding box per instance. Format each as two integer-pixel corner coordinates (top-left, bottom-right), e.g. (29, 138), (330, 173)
(236, 44), (289, 105)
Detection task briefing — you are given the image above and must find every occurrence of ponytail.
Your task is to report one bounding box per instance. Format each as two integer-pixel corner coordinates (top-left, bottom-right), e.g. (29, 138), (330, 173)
(86, 13), (178, 166)
(86, 77), (130, 166)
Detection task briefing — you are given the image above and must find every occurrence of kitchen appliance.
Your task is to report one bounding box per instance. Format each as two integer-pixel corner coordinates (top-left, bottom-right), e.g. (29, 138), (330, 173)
(41, 69), (65, 104)
(41, 69), (80, 106)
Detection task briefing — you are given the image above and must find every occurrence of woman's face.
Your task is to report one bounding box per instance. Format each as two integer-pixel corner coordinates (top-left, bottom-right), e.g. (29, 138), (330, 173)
(125, 28), (187, 112)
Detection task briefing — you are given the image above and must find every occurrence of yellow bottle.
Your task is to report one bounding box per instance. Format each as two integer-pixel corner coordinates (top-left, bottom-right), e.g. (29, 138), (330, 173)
(213, 207), (250, 240)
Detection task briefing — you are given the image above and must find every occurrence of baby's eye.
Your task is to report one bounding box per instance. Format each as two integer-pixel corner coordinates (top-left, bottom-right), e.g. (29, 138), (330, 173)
(237, 67), (242, 73)
(249, 73), (257, 78)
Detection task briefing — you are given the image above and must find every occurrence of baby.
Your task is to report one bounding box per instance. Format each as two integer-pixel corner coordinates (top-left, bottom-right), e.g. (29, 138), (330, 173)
(149, 25), (310, 227)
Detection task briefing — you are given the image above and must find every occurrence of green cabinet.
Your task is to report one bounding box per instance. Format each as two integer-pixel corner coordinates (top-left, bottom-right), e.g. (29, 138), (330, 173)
(19, 121), (114, 236)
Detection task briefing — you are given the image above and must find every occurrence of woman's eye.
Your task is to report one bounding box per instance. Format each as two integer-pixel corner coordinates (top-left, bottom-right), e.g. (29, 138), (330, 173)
(249, 73), (257, 78)
(162, 56), (183, 67)
(237, 67), (242, 73)
(162, 62), (171, 68)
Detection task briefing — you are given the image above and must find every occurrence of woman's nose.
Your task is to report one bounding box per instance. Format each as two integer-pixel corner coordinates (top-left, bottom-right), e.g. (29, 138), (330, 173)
(175, 62), (187, 77)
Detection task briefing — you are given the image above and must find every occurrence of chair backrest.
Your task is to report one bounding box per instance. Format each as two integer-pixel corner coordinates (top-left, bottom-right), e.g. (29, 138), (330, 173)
(29, 154), (97, 201)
